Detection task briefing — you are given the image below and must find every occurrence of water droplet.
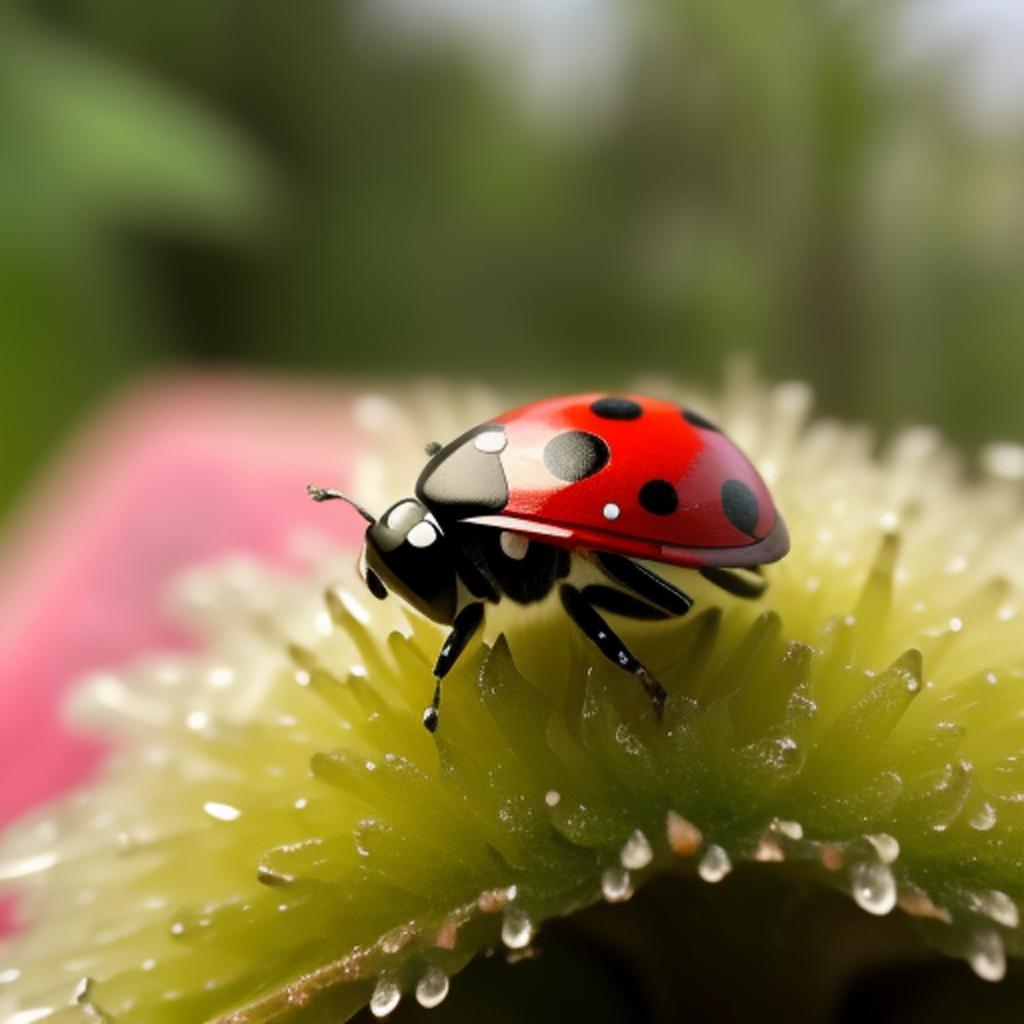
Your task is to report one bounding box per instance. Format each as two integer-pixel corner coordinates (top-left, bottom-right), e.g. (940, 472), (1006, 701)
(698, 844), (732, 883)
(203, 801), (242, 822)
(620, 830), (653, 870)
(970, 802), (997, 831)
(850, 861), (896, 915)
(970, 890), (1019, 929)
(415, 967), (450, 1009)
(186, 710), (210, 732)
(601, 866), (633, 903)
(968, 928), (1006, 982)
(544, 790), (561, 807)
(771, 818), (803, 841)
(202, 665), (231, 692)
(865, 833), (900, 864)
(501, 904), (534, 949)
(370, 977), (401, 1018)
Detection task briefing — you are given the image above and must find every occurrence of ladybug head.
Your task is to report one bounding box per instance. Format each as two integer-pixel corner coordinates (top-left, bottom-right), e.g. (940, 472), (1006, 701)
(363, 499), (458, 624)
(307, 485), (458, 624)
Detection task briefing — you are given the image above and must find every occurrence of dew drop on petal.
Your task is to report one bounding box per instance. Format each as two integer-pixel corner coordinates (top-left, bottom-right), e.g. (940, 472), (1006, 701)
(969, 802), (997, 831)
(771, 818), (803, 841)
(203, 801), (242, 822)
(620, 829), (653, 870)
(186, 710), (210, 732)
(850, 861), (897, 916)
(415, 967), (450, 1009)
(370, 977), (401, 1018)
(865, 833), (900, 864)
(968, 928), (1006, 982)
(970, 890), (1019, 929)
(601, 866), (633, 903)
(501, 904), (534, 950)
(698, 844), (732, 883)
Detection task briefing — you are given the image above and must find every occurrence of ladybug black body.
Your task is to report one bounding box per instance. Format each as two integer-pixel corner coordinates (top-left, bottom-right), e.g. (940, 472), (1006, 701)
(311, 393), (789, 731)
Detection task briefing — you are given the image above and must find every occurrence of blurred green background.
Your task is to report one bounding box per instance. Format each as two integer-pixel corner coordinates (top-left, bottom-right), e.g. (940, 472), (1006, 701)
(2, 0), (1023, 517)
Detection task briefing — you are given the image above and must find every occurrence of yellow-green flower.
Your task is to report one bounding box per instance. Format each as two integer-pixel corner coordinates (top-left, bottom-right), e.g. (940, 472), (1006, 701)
(3, 374), (1024, 1022)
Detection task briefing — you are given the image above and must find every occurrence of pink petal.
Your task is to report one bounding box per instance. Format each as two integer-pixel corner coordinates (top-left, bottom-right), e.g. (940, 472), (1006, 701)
(0, 373), (364, 837)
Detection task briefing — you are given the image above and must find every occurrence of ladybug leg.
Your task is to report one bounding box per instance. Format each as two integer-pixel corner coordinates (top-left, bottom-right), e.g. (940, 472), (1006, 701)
(595, 553), (693, 617)
(699, 565), (767, 599)
(423, 602), (485, 733)
(560, 584), (667, 717)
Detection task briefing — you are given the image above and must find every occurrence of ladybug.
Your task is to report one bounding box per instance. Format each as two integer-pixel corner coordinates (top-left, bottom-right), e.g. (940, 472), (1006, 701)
(310, 393), (788, 732)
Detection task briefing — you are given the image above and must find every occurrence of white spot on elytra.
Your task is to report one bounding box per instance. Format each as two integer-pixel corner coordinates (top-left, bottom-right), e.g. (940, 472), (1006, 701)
(407, 521), (437, 549)
(499, 531), (530, 560)
(603, 502), (621, 521)
(474, 430), (507, 454)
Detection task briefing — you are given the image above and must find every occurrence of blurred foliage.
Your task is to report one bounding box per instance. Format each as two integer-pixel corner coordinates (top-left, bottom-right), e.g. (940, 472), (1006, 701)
(2, 0), (1024, 514)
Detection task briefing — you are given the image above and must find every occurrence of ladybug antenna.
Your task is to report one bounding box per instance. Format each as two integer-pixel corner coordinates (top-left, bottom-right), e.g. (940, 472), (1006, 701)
(306, 484), (376, 524)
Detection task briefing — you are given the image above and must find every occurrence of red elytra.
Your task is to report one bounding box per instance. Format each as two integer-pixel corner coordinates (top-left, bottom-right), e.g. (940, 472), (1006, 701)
(456, 393), (788, 569)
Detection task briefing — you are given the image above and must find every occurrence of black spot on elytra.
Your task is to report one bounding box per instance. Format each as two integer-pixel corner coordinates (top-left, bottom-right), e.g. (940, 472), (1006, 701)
(590, 396), (642, 421)
(638, 478), (678, 516)
(544, 431), (610, 482)
(682, 407), (721, 432)
(721, 479), (759, 537)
